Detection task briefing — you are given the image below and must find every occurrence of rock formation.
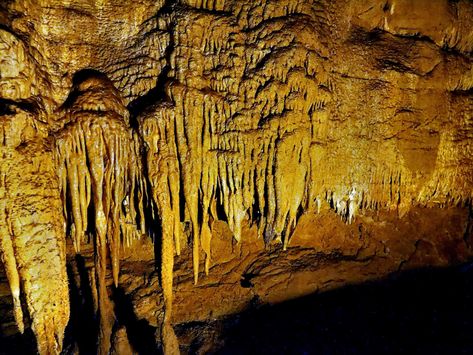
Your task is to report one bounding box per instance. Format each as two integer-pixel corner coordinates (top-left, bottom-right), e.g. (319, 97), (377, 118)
(0, 0), (472, 353)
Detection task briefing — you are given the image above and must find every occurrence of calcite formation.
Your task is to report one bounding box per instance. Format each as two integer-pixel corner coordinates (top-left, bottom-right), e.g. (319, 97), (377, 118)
(54, 72), (147, 354)
(0, 0), (472, 354)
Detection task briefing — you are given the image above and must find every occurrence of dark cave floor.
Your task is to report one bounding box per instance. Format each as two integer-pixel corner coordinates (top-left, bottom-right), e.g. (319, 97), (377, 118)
(176, 262), (473, 355)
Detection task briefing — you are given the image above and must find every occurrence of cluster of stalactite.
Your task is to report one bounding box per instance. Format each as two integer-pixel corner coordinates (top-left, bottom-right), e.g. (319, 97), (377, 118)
(55, 112), (146, 285)
(53, 74), (148, 354)
(1, 1), (473, 354)
(141, 84), (473, 282)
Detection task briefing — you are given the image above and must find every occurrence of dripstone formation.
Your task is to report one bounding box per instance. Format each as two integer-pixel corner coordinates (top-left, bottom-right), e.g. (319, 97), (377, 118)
(1, 1), (472, 354)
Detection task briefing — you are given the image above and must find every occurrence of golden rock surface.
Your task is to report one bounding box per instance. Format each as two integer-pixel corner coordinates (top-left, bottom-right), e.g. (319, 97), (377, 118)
(0, 0), (472, 353)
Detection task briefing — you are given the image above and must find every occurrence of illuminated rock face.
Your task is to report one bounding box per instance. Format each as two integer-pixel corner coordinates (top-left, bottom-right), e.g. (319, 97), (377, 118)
(0, 0), (472, 353)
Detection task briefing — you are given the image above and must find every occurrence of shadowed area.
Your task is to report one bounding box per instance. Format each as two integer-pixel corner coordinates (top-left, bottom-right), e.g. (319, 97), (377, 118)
(176, 262), (473, 355)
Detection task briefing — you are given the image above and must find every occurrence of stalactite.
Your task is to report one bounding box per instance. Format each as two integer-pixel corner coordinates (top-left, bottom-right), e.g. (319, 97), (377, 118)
(201, 154), (216, 274)
(274, 130), (310, 250)
(0, 166), (23, 331)
(53, 74), (147, 354)
(0, 193), (24, 334)
(0, 141), (70, 355)
(141, 108), (182, 354)
(158, 164), (180, 354)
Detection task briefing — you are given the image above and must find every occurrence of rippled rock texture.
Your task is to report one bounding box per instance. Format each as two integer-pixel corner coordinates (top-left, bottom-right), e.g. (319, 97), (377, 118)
(0, 0), (472, 353)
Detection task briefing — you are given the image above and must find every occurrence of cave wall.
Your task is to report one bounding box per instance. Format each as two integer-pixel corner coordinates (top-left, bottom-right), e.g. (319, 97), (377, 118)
(0, 0), (472, 353)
